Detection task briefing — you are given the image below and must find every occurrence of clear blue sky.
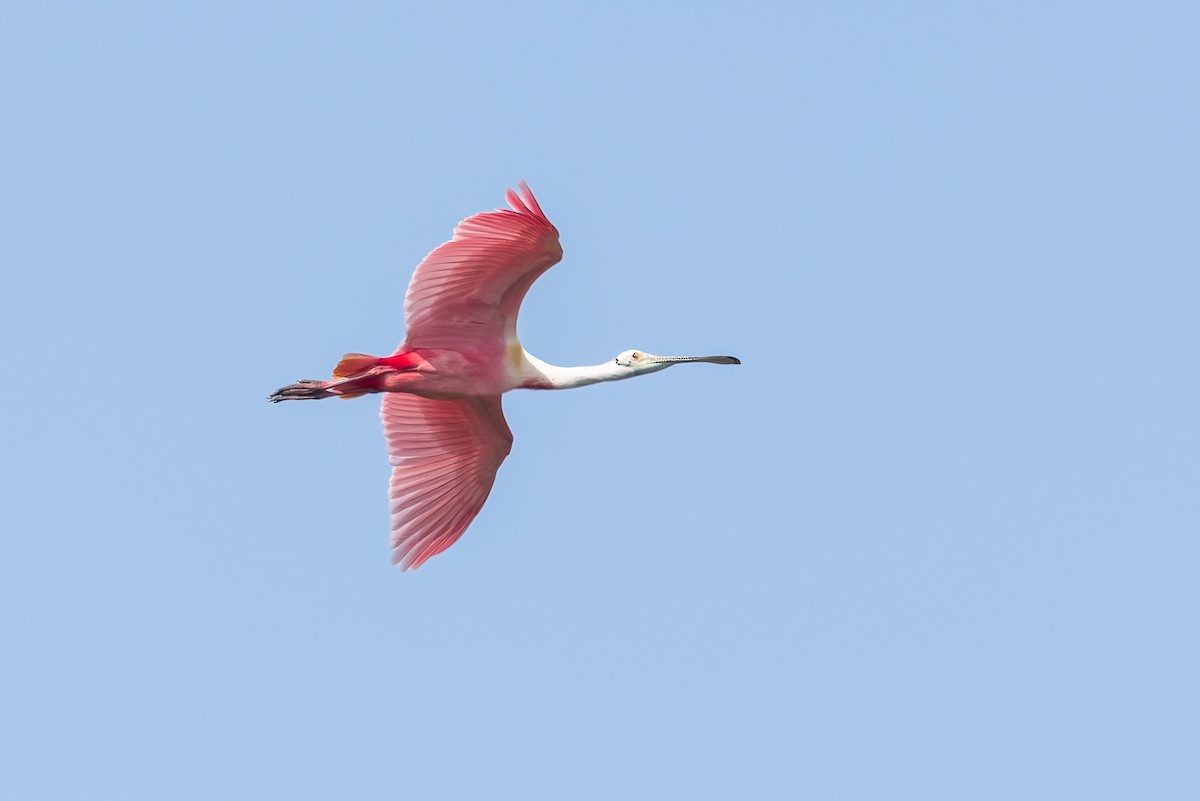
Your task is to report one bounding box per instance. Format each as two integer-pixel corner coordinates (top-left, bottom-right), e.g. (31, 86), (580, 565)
(2, 2), (1197, 798)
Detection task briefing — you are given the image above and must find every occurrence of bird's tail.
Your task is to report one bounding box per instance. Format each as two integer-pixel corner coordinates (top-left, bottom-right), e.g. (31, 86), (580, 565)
(330, 353), (375, 399)
(331, 351), (425, 400)
(333, 353), (380, 378)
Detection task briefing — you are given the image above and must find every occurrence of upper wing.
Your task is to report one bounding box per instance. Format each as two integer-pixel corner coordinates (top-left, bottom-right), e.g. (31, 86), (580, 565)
(381, 392), (514, 570)
(401, 181), (563, 351)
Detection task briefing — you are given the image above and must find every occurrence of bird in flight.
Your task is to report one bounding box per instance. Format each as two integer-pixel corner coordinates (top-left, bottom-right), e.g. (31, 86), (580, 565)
(269, 182), (740, 569)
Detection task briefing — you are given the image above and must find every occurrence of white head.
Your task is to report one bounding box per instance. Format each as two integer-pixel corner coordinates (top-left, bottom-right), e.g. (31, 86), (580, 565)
(612, 349), (741, 377)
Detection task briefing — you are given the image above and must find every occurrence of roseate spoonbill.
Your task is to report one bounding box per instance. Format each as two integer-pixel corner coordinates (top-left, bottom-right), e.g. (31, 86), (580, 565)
(269, 182), (740, 569)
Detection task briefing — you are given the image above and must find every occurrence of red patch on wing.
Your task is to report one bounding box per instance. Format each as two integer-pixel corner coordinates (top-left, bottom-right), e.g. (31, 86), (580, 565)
(381, 351), (425, 371)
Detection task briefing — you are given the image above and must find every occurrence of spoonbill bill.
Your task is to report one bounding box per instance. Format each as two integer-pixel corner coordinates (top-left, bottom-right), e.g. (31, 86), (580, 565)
(269, 182), (740, 569)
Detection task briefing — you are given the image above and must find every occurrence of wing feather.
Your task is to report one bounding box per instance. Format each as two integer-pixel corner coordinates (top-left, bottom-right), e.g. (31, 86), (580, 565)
(381, 393), (513, 570)
(400, 182), (562, 350)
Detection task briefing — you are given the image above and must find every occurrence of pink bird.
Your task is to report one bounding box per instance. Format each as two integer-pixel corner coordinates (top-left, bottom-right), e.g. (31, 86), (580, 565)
(270, 183), (740, 569)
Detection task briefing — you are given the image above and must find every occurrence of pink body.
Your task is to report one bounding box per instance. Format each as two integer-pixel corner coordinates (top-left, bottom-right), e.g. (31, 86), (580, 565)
(376, 348), (531, 398)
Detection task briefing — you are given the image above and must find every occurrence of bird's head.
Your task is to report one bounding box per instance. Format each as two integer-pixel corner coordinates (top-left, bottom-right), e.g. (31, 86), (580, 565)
(613, 349), (741, 376)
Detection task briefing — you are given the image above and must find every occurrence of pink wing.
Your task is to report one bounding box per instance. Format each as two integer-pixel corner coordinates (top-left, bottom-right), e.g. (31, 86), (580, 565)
(381, 392), (514, 569)
(401, 181), (563, 350)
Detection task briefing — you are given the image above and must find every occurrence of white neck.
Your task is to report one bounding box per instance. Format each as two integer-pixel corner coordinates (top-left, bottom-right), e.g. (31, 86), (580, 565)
(521, 351), (631, 389)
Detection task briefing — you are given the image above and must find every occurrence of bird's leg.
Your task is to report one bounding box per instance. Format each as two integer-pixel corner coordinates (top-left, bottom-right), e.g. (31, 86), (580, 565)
(268, 379), (342, 402)
(268, 366), (395, 402)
